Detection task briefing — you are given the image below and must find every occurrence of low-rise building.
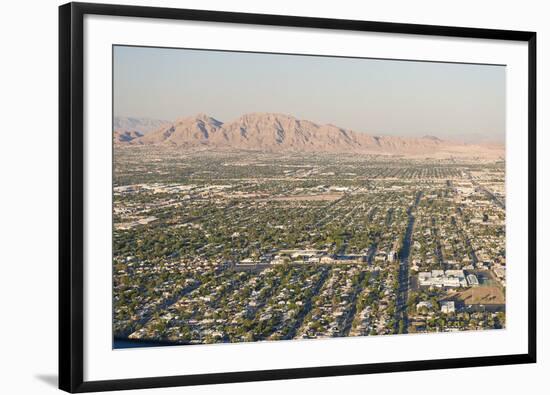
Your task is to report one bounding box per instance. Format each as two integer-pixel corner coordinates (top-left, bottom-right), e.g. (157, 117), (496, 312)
(418, 270), (467, 288)
(467, 274), (479, 286)
(441, 301), (455, 314)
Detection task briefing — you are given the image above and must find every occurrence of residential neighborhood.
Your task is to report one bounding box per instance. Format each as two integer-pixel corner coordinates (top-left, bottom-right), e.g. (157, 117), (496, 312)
(113, 149), (506, 346)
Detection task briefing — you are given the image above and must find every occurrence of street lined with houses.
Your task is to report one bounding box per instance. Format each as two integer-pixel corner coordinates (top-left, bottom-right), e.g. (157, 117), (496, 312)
(113, 149), (506, 346)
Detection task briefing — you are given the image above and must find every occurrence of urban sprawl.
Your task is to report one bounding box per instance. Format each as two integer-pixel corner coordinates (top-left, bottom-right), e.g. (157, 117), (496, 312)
(113, 148), (506, 345)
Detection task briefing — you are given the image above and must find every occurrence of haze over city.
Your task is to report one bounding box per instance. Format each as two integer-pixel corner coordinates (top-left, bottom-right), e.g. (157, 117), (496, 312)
(114, 45), (506, 144)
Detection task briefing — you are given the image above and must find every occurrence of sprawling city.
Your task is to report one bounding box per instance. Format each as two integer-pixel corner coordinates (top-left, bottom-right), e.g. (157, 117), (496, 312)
(113, 145), (505, 346)
(112, 45), (505, 348)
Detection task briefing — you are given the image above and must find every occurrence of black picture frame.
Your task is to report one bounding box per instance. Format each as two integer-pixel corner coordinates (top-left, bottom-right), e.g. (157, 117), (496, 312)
(59, 2), (537, 393)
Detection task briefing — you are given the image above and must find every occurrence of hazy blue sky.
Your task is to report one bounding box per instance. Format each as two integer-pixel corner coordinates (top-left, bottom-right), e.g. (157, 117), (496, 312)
(114, 45), (505, 143)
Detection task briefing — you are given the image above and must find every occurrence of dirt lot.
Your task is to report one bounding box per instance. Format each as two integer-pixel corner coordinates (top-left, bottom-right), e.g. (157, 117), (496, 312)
(453, 286), (505, 305)
(265, 193), (343, 202)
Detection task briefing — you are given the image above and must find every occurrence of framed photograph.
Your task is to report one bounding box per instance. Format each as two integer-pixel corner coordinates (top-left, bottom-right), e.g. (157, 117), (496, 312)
(59, 2), (537, 393)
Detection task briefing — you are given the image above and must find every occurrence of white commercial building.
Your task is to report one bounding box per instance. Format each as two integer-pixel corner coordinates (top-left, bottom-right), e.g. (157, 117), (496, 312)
(467, 274), (479, 286)
(418, 270), (467, 288)
(441, 301), (455, 314)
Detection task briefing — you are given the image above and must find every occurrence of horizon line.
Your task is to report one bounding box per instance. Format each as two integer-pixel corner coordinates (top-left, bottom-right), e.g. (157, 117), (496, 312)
(113, 112), (505, 145)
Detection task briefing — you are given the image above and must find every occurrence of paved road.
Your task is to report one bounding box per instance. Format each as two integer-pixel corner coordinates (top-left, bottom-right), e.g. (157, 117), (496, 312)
(467, 172), (505, 209)
(478, 184), (505, 209)
(394, 191), (422, 334)
(366, 240), (378, 266)
(284, 267), (330, 340)
(431, 217), (445, 270)
(341, 271), (368, 336)
(116, 280), (201, 338)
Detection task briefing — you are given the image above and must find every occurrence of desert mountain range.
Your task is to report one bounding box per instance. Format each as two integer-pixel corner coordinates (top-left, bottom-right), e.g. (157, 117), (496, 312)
(114, 113), (504, 158)
(114, 116), (168, 134)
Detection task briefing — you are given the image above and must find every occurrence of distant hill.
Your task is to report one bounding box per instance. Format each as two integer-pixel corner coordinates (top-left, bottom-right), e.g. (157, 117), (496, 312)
(114, 130), (143, 145)
(113, 116), (168, 134)
(116, 112), (504, 158)
(137, 113), (223, 146)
